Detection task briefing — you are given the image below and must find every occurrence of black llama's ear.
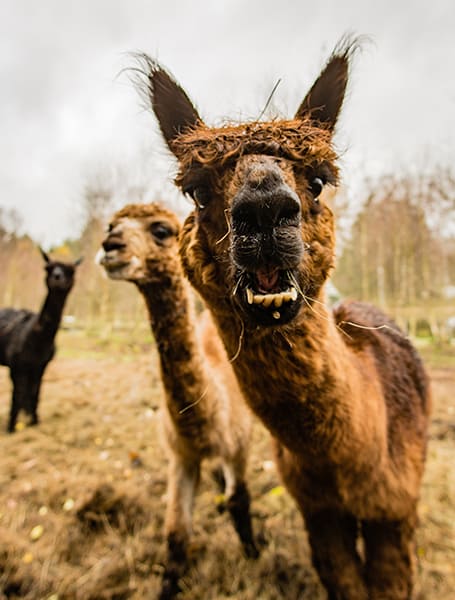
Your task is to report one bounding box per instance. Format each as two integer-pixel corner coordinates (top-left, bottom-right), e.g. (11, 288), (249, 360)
(39, 247), (50, 263)
(74, 257), (84, 267)
(296, 37), (359, 131)
(133, 55), (202, 155)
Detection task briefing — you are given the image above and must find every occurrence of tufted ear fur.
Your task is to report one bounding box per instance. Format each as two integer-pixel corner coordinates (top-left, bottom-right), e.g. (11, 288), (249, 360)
(296, 37), (358, 131)
(139, 56), (202, 155)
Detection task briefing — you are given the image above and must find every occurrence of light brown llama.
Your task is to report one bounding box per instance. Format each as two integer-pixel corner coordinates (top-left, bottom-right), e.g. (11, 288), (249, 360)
(137, 40), (431, 599)
(98, 202), (258, 599)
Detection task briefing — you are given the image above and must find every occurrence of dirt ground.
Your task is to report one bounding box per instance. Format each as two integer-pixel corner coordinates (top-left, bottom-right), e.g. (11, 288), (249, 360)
(0, 330), (454, 599)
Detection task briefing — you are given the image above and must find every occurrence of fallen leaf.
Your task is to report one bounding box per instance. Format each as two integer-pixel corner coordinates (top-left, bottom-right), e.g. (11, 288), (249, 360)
(30, 525), (44, 541)
(63, 498), (74, 511)
(214, 493), (226, 505)
(129, 451), (143, 468)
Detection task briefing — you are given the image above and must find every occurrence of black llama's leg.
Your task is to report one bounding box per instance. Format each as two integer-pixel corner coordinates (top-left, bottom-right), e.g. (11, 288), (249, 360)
(304, 509), (367, 600)
(362, 512), (417, 600)
(226, 481), (259, 559)
(160, 459), (200, 600)
(29, 367), (45, 426)
(7, 369), (25, 433)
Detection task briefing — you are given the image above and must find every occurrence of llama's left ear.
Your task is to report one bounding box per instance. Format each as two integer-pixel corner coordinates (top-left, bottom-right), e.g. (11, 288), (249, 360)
(296, 38), (357, 131)
(39, 247), (50, 263)
(136, 55), (203, 156)
(74, 257), (84, 267)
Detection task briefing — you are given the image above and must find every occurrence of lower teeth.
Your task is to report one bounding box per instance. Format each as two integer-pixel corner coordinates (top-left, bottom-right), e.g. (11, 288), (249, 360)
(245, 286), (298, 307)
(273, 311), (280, 319)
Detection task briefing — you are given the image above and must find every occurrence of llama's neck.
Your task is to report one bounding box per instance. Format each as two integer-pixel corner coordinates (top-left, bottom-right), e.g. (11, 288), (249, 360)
(137, 277), (209, 421)
(216, 296), (377, 460)
(37, 288), (70, 340)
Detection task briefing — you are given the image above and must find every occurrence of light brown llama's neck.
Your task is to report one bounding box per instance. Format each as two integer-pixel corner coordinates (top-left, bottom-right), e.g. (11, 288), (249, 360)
(213, 295), (383, 462)
(137, 277), (212, 428)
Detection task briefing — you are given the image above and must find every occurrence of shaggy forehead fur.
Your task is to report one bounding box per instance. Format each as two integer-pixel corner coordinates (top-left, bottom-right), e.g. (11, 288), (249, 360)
(173, 118), (339, 174)
(112, 202), (181, 229)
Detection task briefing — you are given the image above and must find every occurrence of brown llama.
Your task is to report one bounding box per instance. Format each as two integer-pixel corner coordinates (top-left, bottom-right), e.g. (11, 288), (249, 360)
(99, 202), (258, 599)
(136, 39), (431, 599)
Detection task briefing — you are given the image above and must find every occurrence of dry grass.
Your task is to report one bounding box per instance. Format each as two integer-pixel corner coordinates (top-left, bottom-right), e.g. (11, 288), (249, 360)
(0, 331), (453, 599)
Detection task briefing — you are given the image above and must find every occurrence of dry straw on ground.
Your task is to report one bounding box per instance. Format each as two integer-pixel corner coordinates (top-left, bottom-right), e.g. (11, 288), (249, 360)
(0, 331), (454, 599)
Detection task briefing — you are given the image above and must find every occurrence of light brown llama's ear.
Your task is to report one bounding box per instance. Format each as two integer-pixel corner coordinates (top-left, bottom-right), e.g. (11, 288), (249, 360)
(133, 55), (203, 155)
(296, 37), (359, 131)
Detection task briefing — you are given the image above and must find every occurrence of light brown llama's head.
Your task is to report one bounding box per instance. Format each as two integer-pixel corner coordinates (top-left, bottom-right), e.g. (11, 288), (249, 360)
(99, 202), (181, 285)
(139, 39), (356, 327)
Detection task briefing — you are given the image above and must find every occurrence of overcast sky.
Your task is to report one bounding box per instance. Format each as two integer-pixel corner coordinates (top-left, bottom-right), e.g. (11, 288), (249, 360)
(1, 0), (455, 247)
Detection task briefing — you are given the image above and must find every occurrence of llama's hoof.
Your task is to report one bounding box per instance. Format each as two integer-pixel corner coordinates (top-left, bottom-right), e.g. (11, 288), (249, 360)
(159, 574), (181, 600)
(244, 539), (260, 559)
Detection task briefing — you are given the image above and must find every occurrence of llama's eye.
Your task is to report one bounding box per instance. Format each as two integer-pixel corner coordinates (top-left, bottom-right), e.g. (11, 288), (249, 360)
(184, 186), (211, 209)
(106, 223), (113, 233)
(150, 223), (173, 240)
(310, 177), (324, 199)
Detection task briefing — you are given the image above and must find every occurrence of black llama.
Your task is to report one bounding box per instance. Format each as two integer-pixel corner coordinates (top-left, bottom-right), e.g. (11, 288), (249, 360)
(0, 249), (81, 432)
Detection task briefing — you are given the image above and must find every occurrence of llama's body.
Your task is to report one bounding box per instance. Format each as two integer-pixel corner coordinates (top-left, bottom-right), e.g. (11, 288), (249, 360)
(0, 251), (80, 432)
(99, 203), (257, 599)
(141, 38), (431, 599)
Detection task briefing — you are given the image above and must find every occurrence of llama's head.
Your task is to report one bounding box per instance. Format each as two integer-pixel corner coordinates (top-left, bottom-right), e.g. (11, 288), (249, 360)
(40, 248), (82, 292)
(141, 40), (355, 327)
(99, 202), (181, 285)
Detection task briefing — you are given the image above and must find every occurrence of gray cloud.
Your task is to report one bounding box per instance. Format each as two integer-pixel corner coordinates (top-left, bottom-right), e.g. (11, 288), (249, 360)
(1, 0), (454, 245)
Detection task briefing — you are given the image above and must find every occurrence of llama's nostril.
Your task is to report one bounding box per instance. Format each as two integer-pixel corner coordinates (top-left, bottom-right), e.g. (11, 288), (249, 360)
(232, 187), (301, 230)
(102, 239), (126, 252)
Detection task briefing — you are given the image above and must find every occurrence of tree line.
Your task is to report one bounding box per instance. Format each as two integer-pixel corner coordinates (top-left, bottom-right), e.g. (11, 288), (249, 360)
(1, 164), (454, 338)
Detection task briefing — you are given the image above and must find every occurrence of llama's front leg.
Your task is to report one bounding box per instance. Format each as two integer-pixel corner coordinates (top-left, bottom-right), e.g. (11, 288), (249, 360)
(222, 461), (259, 558)
(362, 513), (417, 600)
(160, 457), (200, 600)
(304, 509), (368, 600)
(28, 370), (44, 426)
(7, 388), (20, 433)
(7, 370), (25, 433)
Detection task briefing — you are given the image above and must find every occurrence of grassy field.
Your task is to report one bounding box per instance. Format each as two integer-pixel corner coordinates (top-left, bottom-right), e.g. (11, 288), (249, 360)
(0, 330), (454, 599)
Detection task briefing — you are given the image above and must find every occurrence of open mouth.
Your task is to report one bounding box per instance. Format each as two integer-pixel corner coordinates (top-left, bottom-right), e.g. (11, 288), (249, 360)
(238, 267), (302, 324)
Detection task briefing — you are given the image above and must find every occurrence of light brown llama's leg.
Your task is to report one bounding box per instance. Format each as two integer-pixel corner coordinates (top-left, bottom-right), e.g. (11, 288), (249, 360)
(304, 509), (368, 600)
(362, 512), (417, 600)
(160, 457), (200, 600)
(222, 461), (259, 558)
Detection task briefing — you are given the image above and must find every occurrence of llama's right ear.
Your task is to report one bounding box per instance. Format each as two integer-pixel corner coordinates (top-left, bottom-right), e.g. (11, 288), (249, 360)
(39, 247), (50, 263)
(138, 56), (202, 156)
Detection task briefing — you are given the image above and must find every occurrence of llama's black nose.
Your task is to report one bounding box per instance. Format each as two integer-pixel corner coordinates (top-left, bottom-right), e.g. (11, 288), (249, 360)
(102, 237), (125, 252)
(231, 163), (301, 231)
(52, 267), (64, 281)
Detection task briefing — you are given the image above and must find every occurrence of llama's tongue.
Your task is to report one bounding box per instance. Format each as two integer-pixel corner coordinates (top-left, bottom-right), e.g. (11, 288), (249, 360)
(256, 268), (280, 292)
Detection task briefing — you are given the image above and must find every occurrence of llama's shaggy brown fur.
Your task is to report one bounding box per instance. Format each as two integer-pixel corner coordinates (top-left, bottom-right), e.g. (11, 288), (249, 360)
(139, 38), (431, 599)
(99, 202), (258, 599)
